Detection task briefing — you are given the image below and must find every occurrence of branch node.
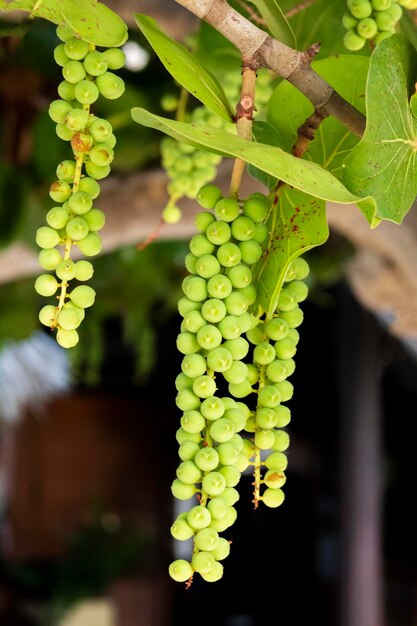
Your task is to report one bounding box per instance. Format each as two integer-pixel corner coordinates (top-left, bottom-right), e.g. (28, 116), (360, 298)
(304, 41), (321, 62)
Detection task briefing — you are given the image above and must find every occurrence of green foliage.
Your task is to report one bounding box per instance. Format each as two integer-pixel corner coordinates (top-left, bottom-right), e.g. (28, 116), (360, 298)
(245, 0), (296, 47)
(131, 107), (377, 223)
(0, 0), (127, 46)
(267, 55), (369, 173)
(134, 13), (234, 122)
(254, 188), (328, 317)
(343, 33), (417, 223)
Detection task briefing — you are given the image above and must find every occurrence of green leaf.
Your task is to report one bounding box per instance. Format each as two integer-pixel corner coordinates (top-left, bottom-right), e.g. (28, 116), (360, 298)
(343, 34), (417, 224)
(247, 120), (284, 188)
(134, 14), (234, 123)
(0, 0), (128, 47)
(254, 187), (328, 317)
(131, 107), (377, 223)
(267, 55), (369, 177)
(60, 0), (128, 47)
(246, 0), (296, 48)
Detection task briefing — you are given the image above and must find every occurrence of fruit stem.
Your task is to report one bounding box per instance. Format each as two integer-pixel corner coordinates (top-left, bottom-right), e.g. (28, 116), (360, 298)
(229, 61), (258, 198)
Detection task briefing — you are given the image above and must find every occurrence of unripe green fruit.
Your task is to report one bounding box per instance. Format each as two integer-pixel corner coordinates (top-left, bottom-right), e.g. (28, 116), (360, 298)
(343, 29), (366, 50)
(96, 71), (125, 99)
(357, 17), (378, 38)
(57, 80), (76, 101)
(62, 59), (86, 83)
(196, 184), (223, 209)
(69, 284), (96, 308)
(56, 328), (79, 348)
(68, 191), (93, 215)
(83, 50), (108, 76)
(36, 226), (61, 249)
(261, 487), (285, 508)
(162, 205), (182, 224)
(49, 99), (73, 123)
(371, 0), (392, 9)
(342, 12), (358, 29)
(56, 123), (74, 141)
(84, 208), (105, 231)
(76, 232), (102, 256)
(347, 0), (373, 18)
(374, 30), (395, 44)
(38, 248), (62, 270)
(195, 211), (216, 232)
(85, 160), (111, 180)
(65, 108), (90, 132)
(88, 143), (114, 167)
(242, 193), (269, 222)
(74, 260), (94, 281)
(56, 24), (75, 42)
(102, 47), (126, 70)
(64, 37), (90, 60)
(53, 43), (69, 67)
(78, 177), (101, 199)
(88, 117), (113, 143)
(66, 217), (89, 240)
(386, 3), (403, 20)
(74, 79), (100, 105)
(168, 560), (193, 583)
(214, 197), (240, 222)
(375, 10), (395, 29)
(39, 304), (57, 327)
(57, 305), (83, 330)
(55, 259), (76, 280)
(56, 160), (76, 183)
(49, 180), (72, 203)
(34, 274), (59, 297)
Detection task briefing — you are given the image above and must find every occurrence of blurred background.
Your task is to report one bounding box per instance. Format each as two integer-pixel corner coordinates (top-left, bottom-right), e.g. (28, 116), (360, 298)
(1, 1), (417, 625)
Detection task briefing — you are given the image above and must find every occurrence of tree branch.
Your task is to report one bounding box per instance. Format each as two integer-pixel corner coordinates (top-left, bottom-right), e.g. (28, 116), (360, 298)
(174, 0), (366, 137)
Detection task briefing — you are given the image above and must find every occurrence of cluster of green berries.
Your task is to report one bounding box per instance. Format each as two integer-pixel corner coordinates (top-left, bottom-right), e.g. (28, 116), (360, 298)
(343, 0), (408, 50)
(169, 183), (310, 584)
(34, 24), (126, 349)
(159, 68), (274, 225)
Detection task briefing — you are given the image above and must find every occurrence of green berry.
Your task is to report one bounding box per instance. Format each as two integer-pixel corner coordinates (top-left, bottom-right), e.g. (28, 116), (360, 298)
(83, 50), (108, 76)
(74, 79), (100, 105)
(34, 274), (59, 297)
(69, 284), (96, 308)
(56, 328), (79, 348)
(357, 17), (378, 38)
(347, 0), (373, 18)
(96, 71), (125, 99)
(49, 99), (73, 123)
(343, 29), (366, 50)
(74, 260), (94, 281)
(39, 304), (57, 326)
(64, 37), (90, 60)
(102, 47), (126, 70)
(76, 232), (102, 256)
(62, 59), (86, 83)
(196, 184), (223, 209)
(36, 226), (61, 248)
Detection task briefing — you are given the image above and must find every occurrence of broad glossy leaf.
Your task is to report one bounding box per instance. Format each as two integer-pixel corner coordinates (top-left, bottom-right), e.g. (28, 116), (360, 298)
(131, 107), (377, 222)
(60, 0), (128, 47)
(135, 14), (234, 123)
(246, 0), (296, 48)
(343, 34), (417, 224)
(0, 0), (127, 46)
(254, 187), (328, 317)
(267, 55), (369, 179)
